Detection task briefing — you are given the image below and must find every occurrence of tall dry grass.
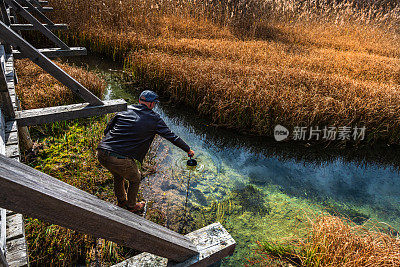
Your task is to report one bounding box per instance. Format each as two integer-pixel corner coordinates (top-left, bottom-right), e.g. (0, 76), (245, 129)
(15, 59), (105, 109)
(128, 49), (400, 140)
(250, 215), (400, 266)
(46, 0), (400, 143)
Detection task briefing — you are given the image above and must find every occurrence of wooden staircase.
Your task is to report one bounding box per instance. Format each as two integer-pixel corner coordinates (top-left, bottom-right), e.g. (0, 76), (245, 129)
(0, 1), (236, 266)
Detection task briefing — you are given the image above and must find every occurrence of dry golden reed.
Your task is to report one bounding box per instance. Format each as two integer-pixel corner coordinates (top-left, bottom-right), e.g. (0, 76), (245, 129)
(15, 59), (105, 109)
(47, 0), (400, 143)
(252, 215), (400, 266)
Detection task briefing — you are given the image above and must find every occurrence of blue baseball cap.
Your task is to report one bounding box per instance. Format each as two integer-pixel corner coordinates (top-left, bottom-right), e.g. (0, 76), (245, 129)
(139, 90), (159, 103)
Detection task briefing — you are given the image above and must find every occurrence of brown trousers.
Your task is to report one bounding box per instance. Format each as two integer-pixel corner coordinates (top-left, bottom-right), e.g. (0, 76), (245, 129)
(97, 149), (141, 207)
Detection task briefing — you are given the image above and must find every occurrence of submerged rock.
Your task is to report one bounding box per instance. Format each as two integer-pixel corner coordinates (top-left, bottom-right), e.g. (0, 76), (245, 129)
(192, 189), (208, 206)
(233, 185), (271, 216)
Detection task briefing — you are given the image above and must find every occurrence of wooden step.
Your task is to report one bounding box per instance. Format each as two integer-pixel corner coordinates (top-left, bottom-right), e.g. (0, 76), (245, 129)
(6, 238), (28, 267)
(13, 47), (86, 59)
(11, 23), (68, 31)
(113, 222), (236, 267)
(6, 214), (24, 242)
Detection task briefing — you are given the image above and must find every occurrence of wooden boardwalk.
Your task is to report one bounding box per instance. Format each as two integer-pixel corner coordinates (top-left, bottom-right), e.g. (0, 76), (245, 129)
(1, 50), (29, 267)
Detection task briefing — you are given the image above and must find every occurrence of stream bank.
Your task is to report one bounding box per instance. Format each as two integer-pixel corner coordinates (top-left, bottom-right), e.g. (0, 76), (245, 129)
(68, 55), (400, 266)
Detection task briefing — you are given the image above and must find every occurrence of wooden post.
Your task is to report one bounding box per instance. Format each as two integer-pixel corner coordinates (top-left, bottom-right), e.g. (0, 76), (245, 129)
(15, 99), (32, 151)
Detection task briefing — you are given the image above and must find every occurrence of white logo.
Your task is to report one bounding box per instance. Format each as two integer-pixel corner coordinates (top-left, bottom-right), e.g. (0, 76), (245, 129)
(274, 125), (289, 141)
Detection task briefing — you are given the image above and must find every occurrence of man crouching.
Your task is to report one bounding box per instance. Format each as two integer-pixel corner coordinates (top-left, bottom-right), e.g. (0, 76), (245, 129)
(97, 90), (194, 214)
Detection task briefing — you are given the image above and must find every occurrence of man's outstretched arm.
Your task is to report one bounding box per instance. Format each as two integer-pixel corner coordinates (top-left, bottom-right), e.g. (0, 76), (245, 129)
(155, 117), (194, 156)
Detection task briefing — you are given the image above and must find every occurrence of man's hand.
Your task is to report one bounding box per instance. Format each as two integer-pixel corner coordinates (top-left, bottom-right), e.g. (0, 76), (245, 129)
(188, 149), (195, 157)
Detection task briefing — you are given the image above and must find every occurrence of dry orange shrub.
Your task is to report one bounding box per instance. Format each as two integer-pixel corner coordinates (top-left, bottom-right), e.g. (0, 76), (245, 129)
(129, 49), (400, 140)
(251, 215), (400, 266)
(15, 59), (105, 109)
(301, 215), (400, 266)
(46, 0), (400, 142)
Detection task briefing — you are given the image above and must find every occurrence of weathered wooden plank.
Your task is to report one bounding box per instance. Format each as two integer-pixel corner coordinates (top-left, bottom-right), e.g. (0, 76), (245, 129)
(168, 222), (236, 267)
(5, 214), (23, 242)
(16, 99), (127, 126)
(20, 6), (52, 11)
(0, 209), (6, 253)
(0, 154), (199, 262)
(4, 131), (17, 146)
(0, 246), (8, 267)
(114, 223), (236, 267)
(4, 0), (68, 50)
(28, 0), (46, 7)
(7, 84), (14, 93)
(0, 110), (5, 155)
(5, 121), (16, 133)
(10, 23), (67, 31)
(5, 238), (27, 267)
(113, 252), (168, 266)
(0, 47), (6, 93)
(13, 47), (86, 59)
(5, 144), (18, 158)
(0, 21), (103, 105)
(8, 156), (19, 161)
(0, 50), (14, 119)
(4, 56), (16, 88)
(5, 211), (15, 216)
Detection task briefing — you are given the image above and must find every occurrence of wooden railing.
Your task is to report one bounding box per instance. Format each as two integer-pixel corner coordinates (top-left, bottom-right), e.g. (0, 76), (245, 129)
(0, 110), (8, 267)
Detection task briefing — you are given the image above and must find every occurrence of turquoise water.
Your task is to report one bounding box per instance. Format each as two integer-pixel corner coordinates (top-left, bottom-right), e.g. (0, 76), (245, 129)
(71, 56), (400, 265)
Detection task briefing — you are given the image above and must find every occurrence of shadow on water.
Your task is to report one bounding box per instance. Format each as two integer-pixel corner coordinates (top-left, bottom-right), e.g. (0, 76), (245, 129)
(66, 55), (400, 265)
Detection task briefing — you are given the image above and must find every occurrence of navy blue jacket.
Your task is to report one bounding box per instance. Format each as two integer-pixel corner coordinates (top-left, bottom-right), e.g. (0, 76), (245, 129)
(97, 104), (190, 163)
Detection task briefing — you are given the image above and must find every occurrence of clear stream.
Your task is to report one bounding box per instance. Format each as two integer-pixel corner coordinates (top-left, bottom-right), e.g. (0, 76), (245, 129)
(70, 56), (400, 266)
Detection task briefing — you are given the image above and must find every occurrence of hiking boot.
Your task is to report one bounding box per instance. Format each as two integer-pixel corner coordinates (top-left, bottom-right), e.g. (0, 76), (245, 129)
(126, 201), (146, 215)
